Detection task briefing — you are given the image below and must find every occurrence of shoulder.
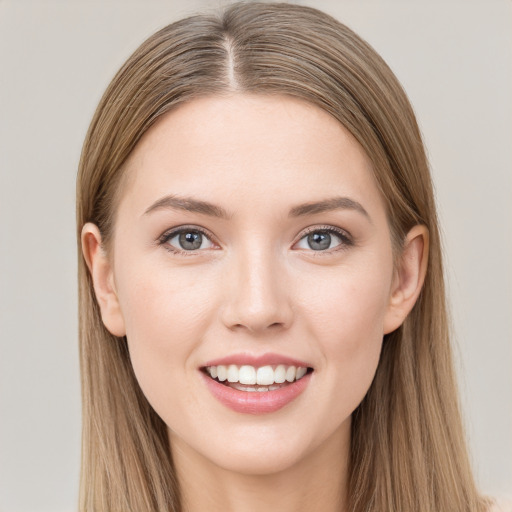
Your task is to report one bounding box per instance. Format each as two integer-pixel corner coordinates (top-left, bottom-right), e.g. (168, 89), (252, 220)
(488, 497), (512, 512)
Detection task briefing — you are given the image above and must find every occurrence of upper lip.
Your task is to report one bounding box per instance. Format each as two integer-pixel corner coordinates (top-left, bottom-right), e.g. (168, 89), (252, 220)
(202, 352), (313, 369)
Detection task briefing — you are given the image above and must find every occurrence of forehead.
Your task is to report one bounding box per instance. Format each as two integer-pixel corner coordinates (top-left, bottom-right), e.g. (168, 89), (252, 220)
(119, 94), (385, 219)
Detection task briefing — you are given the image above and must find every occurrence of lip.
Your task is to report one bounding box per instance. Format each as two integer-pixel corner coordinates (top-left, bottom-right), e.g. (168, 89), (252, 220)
(200, 370), (312, 414)
(202, 352), (313, 369)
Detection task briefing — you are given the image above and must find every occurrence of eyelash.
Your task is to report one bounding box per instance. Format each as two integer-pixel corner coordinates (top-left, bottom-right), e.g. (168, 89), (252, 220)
(298, 225), (354, 253)
(158, 225), (216, 256)
(157, 225), (353, 255)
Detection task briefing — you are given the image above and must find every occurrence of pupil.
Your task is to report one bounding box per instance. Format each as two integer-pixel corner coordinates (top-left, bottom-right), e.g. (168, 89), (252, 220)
(179, 231), (202, 250)
(308, 232), (331, 251)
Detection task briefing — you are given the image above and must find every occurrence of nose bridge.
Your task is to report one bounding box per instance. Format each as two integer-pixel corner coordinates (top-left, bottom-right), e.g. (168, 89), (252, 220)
(222, 238), (292, 333)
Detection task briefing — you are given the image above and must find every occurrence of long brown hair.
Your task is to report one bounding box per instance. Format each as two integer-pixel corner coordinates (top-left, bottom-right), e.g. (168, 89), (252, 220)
(76, 3), (487, 510)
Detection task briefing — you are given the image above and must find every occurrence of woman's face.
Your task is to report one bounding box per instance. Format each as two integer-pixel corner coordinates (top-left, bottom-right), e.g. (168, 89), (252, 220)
(95, 94), (404, 475)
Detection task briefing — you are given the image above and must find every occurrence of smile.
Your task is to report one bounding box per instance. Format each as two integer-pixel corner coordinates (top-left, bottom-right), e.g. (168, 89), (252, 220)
(200, 355), (314, 414)
(204, 364), (310, 391)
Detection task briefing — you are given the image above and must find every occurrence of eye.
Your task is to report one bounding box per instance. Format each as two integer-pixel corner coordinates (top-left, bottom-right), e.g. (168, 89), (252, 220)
(160, 227), (215, 253)
(294, 228), (352, 252)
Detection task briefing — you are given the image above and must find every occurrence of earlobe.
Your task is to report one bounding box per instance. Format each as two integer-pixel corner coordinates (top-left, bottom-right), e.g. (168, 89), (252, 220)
(383, 225), (429, 335)
(81, 223), (127, 337)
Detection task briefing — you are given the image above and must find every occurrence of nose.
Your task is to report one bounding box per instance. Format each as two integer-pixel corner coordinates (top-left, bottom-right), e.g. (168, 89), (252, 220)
(220, 245), (294, 334)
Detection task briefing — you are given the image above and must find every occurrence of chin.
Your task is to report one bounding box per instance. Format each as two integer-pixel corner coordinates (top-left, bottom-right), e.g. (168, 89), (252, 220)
(191, 417), (344, 477)
(209, 445), (308, 477)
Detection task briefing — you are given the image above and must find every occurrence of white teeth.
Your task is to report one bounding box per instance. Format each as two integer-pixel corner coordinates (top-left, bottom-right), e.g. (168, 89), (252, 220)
(285, 366), (297, 382)
(231, 384), (257, 392)
(256, 366), (275, 385)
(274, 364), (286, 383)
(216, 365), (227, 382)
(206, 364), (309, 386)
(227, 364), (238, 383)
(239, 365), (257, 385)
(296, 367), (307, 380)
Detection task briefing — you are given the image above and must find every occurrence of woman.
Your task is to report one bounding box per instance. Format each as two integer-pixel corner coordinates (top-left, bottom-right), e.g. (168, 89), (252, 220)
(76, 2), (493, 511)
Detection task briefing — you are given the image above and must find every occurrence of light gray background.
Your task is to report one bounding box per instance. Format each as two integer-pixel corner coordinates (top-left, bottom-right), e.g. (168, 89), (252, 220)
(0, 1), (510, 510)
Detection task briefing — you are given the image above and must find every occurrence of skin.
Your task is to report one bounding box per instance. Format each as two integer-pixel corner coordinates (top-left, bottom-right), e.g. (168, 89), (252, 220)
(83, 94), (428, 512)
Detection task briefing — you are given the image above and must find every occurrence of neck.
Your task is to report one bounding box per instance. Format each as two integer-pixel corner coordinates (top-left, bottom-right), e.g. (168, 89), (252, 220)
(170, 423), (350, 512)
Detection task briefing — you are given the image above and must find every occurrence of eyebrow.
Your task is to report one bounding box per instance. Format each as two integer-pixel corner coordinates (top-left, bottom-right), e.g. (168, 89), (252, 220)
(289, 196), (371, 221)
(144, 195), (231, 219)
(144, 194), (370, 222)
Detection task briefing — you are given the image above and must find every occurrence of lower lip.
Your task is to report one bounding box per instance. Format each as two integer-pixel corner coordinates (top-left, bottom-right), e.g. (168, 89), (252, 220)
(200, 371), (312, 414)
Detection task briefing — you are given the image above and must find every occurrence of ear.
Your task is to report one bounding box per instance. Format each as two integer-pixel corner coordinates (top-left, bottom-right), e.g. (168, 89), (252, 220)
(383, 225), (429, 335)
(81, 223), (126, 337)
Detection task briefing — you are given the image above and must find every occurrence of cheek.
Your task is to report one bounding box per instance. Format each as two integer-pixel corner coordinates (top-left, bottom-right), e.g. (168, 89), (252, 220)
(298, 259), (392, 346)
(296, 257), (392, 406)
(118, 257), (217, 339)
(114, 259), (218, 406)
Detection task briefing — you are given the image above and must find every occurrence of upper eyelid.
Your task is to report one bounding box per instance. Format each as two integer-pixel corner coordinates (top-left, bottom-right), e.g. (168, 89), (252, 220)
(297, 225), (352, 241)
(159, 224), (350, 238)
(299, 224), (350, 235)
(159, 225), (216, 243)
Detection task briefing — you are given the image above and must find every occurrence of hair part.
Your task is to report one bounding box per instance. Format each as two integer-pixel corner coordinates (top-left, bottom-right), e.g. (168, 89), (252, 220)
(77, 3), (487, 510)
